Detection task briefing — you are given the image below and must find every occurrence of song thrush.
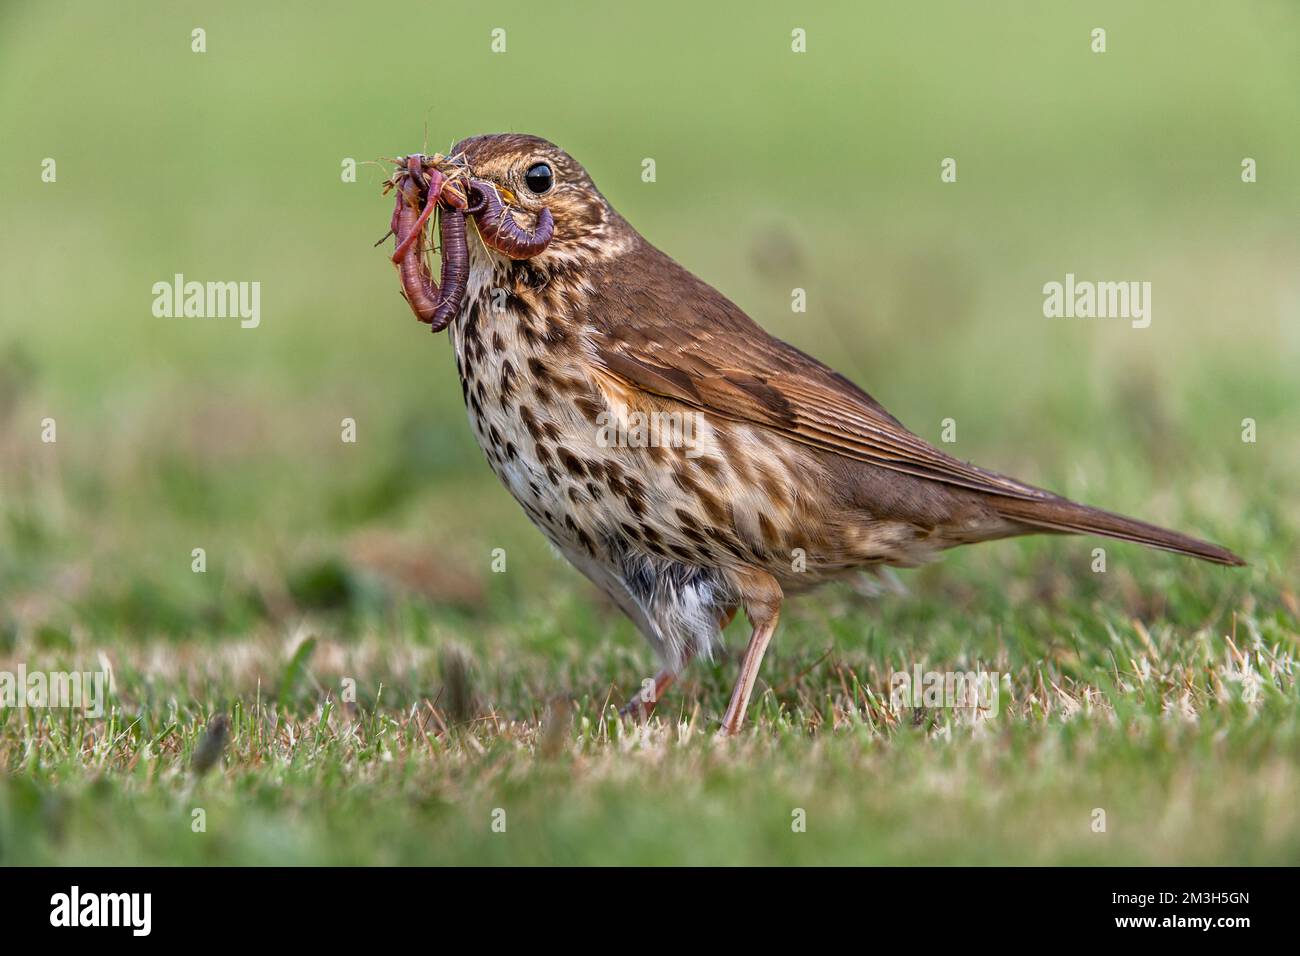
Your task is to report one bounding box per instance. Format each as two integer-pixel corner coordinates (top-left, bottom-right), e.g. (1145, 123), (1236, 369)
(386, 133), (1244, 735)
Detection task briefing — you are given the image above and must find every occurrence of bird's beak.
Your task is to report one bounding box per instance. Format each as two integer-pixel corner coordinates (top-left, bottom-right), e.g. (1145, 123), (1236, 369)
(496, 185), (519, 205)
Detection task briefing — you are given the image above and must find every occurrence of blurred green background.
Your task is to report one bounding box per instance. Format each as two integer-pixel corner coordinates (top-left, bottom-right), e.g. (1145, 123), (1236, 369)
(0, 2), (1298, 865)
(2, 0), (1296, 634)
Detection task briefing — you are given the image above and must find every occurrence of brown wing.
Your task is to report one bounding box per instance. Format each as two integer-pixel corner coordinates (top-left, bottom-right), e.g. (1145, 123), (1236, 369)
(586, 241), (1051, 502)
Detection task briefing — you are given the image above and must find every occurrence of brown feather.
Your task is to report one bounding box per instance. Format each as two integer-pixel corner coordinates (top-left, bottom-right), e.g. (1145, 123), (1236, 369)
(993, 496), (1245, 566)
(583, 235), (1244, 566)
(587, 240), (1052, 500)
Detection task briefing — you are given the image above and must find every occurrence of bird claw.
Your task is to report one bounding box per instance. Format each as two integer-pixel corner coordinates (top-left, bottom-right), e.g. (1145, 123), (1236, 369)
(617, 694), (656, 721)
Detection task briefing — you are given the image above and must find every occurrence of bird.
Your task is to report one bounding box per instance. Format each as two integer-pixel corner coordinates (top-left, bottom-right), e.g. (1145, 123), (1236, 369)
(414, 132), (1244, 736)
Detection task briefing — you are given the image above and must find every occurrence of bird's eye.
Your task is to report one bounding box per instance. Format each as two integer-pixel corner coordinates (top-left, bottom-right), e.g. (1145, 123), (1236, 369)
(524, 162), (553, 194)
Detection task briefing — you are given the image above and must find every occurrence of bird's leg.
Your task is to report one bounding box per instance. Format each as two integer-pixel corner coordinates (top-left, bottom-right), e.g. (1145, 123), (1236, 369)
(619, 606), (737, 720)
(718, 569), (783, 736)
(619, 662), (686, 720)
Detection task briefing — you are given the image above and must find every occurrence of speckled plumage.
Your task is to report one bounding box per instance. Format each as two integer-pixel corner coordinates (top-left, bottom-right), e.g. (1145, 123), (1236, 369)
(428, 133), (1243, 733)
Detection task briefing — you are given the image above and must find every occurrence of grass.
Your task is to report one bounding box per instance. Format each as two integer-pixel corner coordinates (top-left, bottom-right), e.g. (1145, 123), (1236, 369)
(1, 0), (1298, 865)
(3, 532), (1297, 865)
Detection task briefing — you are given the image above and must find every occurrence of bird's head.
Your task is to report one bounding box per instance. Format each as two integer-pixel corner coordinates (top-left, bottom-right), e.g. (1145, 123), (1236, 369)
(450, 133), (632, 269)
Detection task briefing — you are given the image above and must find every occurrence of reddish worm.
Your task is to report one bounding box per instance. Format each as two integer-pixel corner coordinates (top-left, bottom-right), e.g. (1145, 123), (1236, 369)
(466, 179), (555, 259)
(385, 154), (554, 332)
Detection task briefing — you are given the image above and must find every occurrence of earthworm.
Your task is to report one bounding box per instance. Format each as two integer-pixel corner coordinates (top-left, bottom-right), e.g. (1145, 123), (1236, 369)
(427, 206), (467, 332)
(391, 165), (444, 264)
(466, 178), (555, 259)
(389, 160), (467, 331)
(383, 155), (553, 332)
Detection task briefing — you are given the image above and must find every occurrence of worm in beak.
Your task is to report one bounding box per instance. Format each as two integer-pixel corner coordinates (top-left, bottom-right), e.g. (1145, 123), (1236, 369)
(465, 178), (555, 260)
(386, 155), (470, 332)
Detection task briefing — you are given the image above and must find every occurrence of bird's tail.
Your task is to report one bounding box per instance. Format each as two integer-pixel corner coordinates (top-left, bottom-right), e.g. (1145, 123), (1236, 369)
(993, 494), (1245, 567)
